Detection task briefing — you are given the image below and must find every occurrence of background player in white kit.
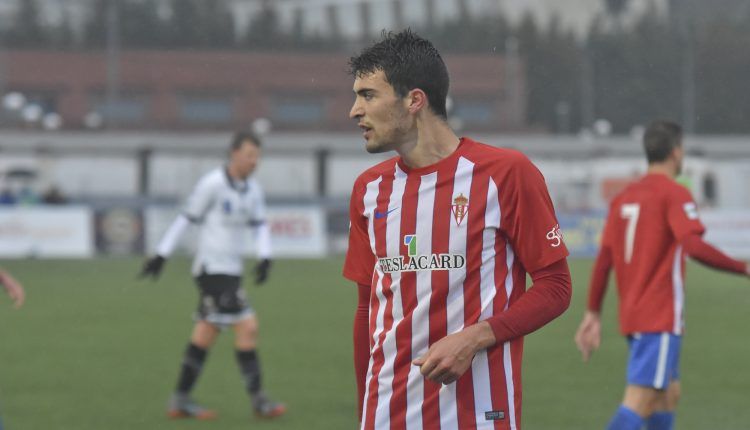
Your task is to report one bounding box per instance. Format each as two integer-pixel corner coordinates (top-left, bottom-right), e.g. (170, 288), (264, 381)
(139, 131), (285, 420)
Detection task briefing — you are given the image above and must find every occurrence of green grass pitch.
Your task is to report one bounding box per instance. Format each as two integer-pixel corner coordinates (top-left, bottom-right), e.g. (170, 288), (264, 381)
(0, 258), (748, 429)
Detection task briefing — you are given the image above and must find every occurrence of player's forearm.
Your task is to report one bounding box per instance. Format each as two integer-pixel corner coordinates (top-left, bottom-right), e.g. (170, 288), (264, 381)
(155, 214), (190, 257)
(682, 234), (747, 275)
(0, 269), (18, 289)
(253, 222), (273, 259)
(485, 258), (572, 345)
(587, 245), (613, 313)
(353, 283), (371, 419)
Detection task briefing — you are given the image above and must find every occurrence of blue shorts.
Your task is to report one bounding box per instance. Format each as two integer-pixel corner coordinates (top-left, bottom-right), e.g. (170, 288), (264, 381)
(626, 332), (682, 390)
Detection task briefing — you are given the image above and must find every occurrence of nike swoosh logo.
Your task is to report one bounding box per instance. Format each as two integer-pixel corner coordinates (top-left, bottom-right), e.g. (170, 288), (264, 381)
(374, 207), (399, 219)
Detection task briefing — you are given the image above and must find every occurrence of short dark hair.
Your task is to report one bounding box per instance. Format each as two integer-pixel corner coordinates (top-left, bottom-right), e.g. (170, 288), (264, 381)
(643, 121), (682, 163)
(349, 29), (449, 119)
(230, 130), (261, 151)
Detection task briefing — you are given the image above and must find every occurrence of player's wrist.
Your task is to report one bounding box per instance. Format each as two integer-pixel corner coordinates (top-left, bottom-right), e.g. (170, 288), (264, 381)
(584, 309), (601, 319)
(466, 321), (496, 351)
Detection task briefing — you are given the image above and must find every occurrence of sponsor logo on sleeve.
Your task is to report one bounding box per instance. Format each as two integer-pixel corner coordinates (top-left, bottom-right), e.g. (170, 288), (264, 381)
(546, 223), (563, 247)
(683, 202), (699, 220)
(377, 234), (466, 273)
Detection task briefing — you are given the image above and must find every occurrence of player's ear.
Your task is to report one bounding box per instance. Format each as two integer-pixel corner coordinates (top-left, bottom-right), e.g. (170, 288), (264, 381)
(670, 145), (684, 164)
(406, 89), (428, 114)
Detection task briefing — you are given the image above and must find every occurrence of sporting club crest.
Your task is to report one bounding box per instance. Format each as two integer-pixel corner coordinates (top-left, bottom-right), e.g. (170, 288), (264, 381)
(451, 193), (469, 226)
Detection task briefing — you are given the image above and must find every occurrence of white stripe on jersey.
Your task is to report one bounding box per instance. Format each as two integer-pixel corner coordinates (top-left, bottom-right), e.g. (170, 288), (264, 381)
(405, 171), (438, 430)
(439, 156), (474, 430)
(672, 245), (684, 335)
(653, 333), (670, 389)
(472, 177), (501, 422)
(364, 177), (383, 258)
(373, 165), (408, 430)
(360, 175), (381, 427)
(503, 243), (518, 430)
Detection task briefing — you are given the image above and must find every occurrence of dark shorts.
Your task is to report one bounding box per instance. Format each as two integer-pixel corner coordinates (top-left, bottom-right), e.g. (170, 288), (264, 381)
(193, 273), (254, 327)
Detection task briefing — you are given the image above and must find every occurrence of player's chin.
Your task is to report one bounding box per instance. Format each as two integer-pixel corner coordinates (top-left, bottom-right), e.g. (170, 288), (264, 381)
(365, 139), (386, 154)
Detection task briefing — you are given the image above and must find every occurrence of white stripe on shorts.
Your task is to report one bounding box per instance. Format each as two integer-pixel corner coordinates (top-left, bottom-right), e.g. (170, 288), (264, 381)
(653, 333), (670, 389)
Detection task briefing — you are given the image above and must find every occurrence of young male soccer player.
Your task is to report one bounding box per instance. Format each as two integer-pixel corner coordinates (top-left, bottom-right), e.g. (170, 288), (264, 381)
(139, 131), (285, 420)
(343, 30), (572, 430)
(574, 121), (750, 430)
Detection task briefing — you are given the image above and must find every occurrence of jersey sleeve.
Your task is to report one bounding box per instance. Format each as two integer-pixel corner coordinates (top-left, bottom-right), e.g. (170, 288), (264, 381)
(666, 184), (705, 241)
(600, 200), (618, 250)
(343, 178), (376, 286)
(183, 174), (217, 223)
(249, 181), (267, 225)
(498, 155), (569, 273)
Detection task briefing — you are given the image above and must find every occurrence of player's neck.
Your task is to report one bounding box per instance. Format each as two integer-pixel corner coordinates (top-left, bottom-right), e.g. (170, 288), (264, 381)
(226, 164), (247, 181)
(647, 163), (677, 178)
(397, 119), (460, 169)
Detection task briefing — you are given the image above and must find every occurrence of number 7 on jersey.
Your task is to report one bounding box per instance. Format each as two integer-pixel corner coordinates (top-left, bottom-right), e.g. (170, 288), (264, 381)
(621, 203), (640, 263)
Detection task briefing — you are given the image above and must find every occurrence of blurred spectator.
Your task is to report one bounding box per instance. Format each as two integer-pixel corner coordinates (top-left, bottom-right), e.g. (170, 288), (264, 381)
(42, 185), (67, 205)
(0, 187), (15, 205)
(16, 186), (39, 205)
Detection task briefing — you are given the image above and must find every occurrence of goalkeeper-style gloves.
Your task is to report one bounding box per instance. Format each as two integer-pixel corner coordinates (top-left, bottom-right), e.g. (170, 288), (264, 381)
(139, 255), (271, 285)
(139, 255), (166, 280)
(254, 259), (272, 285)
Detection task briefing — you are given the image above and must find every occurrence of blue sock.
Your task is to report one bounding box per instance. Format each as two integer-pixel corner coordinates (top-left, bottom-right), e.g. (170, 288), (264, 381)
(647, 412), (674, 430)
(607, 405), (644, 430)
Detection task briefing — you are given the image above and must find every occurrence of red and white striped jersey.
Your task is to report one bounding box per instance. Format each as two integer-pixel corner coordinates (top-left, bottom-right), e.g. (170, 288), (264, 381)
(344, 138), (568, 430)
(600, 173), (705, 335)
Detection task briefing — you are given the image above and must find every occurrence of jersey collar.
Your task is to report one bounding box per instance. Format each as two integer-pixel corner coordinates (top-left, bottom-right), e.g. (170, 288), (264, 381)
(223, 166), (249, 194)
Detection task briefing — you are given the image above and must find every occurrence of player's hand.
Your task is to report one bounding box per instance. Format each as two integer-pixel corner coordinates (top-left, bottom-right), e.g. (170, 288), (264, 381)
(139, 255), (166, 280)
(254, 259), (272, 285)
(0, 271), (25, 309)
(574, 310), (601, 362)
(412, 323), (493, 385)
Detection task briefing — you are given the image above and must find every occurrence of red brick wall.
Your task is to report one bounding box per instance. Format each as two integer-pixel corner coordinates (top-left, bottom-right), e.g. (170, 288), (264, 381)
(4, 50), (525, 131)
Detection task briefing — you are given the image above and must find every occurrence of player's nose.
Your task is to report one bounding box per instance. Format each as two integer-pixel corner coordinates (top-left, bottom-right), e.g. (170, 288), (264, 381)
(349, 101), (363, 119)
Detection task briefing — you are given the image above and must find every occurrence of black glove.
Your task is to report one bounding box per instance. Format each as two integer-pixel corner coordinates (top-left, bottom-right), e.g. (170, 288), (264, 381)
(254, 259), (272, 285)
(139, 255), (166, 280)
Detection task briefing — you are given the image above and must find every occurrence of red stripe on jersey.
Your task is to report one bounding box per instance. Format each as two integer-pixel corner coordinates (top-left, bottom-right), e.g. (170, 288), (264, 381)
(455, 167), (489, 428)
(508, 258), (528, 429)
(389, 173), (421, 429)
(422, 165), (456, 428)
(489, 233), (510, 430)
(364, 171), (396, 430)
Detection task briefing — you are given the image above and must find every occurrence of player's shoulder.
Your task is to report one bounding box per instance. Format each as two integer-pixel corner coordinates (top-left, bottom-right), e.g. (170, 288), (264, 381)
(462, 137), (537, 176)
(246, 175), (263, 189)
(194, 167), (225, 189)
(246, 176), (265, 195)
(608, 177), (645, 208)
(353, 156), (399, 187)
(464, 138), (532, 164)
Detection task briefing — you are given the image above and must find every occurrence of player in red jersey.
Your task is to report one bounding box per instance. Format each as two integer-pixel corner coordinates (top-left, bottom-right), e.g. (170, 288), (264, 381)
(344, 30), (572, 430)
(575, 121), (750, 430)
